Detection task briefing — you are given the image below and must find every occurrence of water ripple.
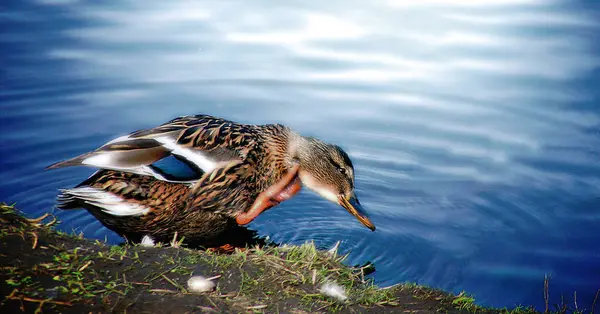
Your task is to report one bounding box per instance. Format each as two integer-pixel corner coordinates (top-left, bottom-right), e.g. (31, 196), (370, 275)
(1, 0), (599, 310)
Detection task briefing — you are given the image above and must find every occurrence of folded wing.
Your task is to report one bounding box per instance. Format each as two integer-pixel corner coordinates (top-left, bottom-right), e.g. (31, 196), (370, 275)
(46, 114), (258, 183)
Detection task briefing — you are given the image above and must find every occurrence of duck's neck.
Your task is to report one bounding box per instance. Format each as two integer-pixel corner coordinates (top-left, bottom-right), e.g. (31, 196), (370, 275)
(255, 124), (304, 188)
(264, 124), (329, 162)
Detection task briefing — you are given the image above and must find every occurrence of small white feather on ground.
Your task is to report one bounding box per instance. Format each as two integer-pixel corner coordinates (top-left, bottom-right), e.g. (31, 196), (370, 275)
(326, 240), (341, 257)
(187, 276), (216, 293)
(140, 235), (155, 247)
(319, 282), (348, 302)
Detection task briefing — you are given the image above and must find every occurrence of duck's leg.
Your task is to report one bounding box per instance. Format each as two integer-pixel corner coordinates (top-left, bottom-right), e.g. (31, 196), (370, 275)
(206, 244), (247, 254)
(236, 164), (302, 225)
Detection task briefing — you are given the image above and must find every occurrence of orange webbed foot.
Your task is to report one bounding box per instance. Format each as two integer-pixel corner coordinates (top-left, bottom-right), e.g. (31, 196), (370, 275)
(207, 244), (246, 254)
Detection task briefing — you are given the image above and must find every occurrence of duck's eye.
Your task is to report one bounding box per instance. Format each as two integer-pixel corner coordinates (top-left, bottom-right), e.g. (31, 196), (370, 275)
(337, 167), (346, 174)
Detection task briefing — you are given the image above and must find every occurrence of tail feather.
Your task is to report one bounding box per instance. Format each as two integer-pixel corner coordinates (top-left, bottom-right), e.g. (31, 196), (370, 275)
(56, 190), (79, 209)
(56, 186), (150, 216)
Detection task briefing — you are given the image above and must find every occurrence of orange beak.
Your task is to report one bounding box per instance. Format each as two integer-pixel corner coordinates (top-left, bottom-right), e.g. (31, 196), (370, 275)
(338, 193), (376, 231)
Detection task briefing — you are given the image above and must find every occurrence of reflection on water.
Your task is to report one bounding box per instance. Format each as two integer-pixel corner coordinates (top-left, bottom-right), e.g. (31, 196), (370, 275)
(1, 0), (599, 310)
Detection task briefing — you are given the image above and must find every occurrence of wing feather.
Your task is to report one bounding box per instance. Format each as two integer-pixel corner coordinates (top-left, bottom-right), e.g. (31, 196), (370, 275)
(46, 114), (259, 183)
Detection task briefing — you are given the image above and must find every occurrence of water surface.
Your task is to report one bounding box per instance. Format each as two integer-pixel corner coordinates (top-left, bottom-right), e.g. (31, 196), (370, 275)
(1, 0), (600, 310)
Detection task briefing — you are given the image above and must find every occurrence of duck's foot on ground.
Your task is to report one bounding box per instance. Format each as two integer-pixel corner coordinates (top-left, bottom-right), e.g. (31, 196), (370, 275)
(206, 244), (247, 254)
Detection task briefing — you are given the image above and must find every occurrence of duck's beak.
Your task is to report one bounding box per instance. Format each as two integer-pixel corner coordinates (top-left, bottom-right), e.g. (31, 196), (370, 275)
(338, 193), (376, 231)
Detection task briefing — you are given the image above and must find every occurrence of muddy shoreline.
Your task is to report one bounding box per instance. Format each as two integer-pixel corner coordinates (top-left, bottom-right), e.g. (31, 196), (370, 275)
(1, 204), (543, 313)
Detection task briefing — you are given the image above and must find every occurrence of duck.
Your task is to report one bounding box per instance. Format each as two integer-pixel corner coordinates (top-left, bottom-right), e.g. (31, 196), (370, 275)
(47, 114), (376, 247)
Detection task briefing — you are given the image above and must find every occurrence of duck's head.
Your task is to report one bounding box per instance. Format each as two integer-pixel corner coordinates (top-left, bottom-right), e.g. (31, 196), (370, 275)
(292, 137), (376, 231)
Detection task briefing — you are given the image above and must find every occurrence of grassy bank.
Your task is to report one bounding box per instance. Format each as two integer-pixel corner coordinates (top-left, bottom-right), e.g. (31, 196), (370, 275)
(0, 203), (577, 313)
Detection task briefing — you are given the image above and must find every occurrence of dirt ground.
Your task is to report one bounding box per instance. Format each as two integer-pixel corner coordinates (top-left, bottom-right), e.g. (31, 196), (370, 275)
(0, 204), (538, 314)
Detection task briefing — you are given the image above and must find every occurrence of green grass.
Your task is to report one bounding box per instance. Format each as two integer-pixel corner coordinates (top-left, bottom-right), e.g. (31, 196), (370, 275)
(3, 202), (599, 313)
(0, 203), (16, 215)
(453, 291), (478, 311)
(211, 242), (403, 311)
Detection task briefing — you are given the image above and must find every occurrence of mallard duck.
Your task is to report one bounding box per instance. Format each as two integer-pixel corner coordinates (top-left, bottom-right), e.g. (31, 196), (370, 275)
(47, 114), (375, 246)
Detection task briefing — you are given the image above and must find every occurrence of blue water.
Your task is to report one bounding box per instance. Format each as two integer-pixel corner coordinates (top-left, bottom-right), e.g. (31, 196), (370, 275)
(1, 0), (599, 311)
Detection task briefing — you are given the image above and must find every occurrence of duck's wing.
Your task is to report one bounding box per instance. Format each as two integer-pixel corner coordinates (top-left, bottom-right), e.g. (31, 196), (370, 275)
(46, 114), (258, 182)
(185, 160), (256, 217)
(58, 161), (256, 220)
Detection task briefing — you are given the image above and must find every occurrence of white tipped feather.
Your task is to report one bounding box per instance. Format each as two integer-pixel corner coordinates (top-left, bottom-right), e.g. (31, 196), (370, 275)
(82, 154), (117, 168)
(80, 155), (156, 177)
(60, 187), (150, 216)
(155, 136), (218, 173)
(138, 165), (198, 184)
(105, 134), (131, 144)
(81, 156), (197, 184)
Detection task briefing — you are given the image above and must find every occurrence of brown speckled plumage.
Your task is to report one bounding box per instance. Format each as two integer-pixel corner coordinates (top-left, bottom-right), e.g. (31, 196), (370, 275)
(50, 114), (374, 248)
(59, 169), (262, 247)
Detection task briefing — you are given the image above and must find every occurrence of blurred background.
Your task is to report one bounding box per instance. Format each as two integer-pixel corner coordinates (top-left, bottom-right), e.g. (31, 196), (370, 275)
(1, 0), (599, 310)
